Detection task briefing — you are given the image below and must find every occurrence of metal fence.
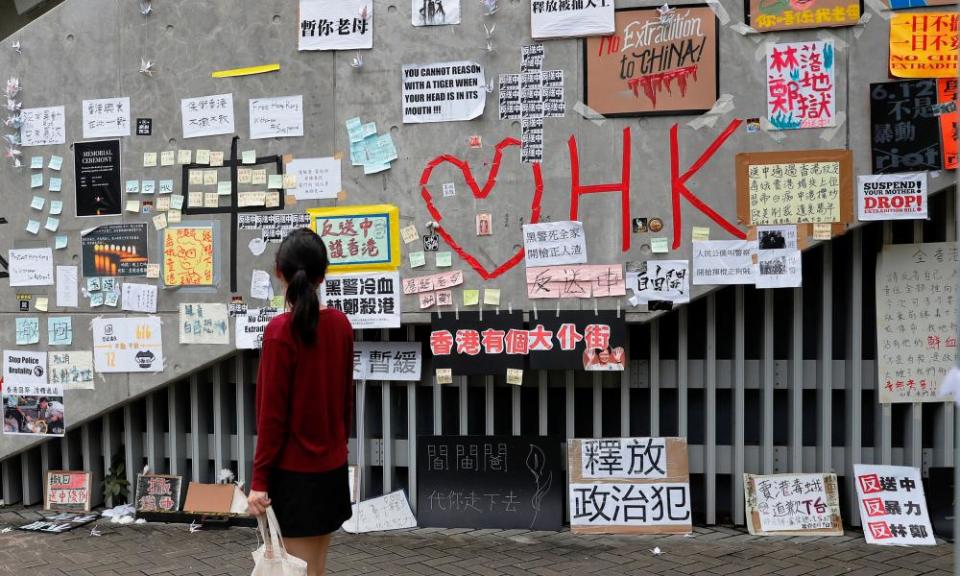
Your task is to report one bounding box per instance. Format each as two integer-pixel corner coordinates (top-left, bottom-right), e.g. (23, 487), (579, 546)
(1, 187), (955, 527)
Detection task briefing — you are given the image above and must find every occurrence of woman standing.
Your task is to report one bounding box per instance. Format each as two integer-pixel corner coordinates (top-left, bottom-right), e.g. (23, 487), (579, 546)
(247, 228), (354, 576)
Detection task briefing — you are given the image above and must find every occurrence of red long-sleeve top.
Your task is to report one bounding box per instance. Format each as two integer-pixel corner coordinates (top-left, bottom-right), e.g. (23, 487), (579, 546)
(251, 309), (354, 492)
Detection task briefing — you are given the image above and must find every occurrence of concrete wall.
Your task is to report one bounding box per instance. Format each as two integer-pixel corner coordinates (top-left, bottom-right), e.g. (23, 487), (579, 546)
(0, 0), (954, 459)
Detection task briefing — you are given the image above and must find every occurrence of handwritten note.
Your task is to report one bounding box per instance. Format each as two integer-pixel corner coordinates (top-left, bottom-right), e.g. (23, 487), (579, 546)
(525, 264), (625, 299)
(178, 303), (230, 345)
(20, 106), (66, 146)
(249, 95), (304, 139)
(287, 157), (341, 200)
(8, 248), (54, 287)
(180, 93), (235, 139)
(81, 97), (131, 138)
(121, 283), (158, 314)
(47, 317), (73, 346)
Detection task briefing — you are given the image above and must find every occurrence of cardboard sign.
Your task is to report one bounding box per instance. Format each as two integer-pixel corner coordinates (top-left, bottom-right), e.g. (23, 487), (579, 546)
(870, 80), (946, 174)
(402, 62), (486, 123)
(745, 0), (862, 32)
(744, 473), (843, 536)
(75, 139), (122, 217)
(876, 242), (958, 403)
(308, 205), (401, 272)
(430, 311), (527, 376)
(417, 436), (564, 530)
(45, 471), (91, 513)
(857, 173), (928, 221)
(135, 474), (183, 513)
(527, 311), (626, 371)
(183, 482), (235, 514)
(342, 490), (417, 533)
(530, 0), (614, 39)
(568, 438), (692, 534)
(321, 271), (401, 329)
(855, 464), (935, 546)
(766, 41), (836, 130)
(583, 6), (718, 117)
(890, 13), (958, 79)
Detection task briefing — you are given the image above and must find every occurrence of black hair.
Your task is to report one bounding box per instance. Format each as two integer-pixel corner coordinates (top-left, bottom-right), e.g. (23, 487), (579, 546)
(275, 228), (329, 346)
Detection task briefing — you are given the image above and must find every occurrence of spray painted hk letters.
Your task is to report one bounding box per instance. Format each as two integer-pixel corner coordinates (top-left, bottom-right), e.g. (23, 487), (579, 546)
(583, 5), (719, 117)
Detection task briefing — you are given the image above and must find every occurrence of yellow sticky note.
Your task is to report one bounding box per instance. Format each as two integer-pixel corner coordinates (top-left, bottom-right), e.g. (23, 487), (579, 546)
(813, 223), (832, 240)
(152, 213), (168, 230)
(125, 200), (140, 213)
(692, 226), (710, 241)
(167, 209), (182, 224)
(177, 149), (192, 164)
(463, 289), (479, 306)
(282, 173), (298, 189)
(195, 149), (211, 165)
(146, 263), (161, 279)
(35, 297), (48, 312)
(506, 368), (523, 386)
(483, 288), (501, 306)
(400, 224), (419, 244)
(160, 150), (176, 166)
(204, 192), (221, 208)
(143, 152), (157, 167)
(436, 368), (453, 384)
(189, 169), (203, 185)
(203, 170), (218, 185)
(209, 151), (225, 167)
(651, 237), (669, 254)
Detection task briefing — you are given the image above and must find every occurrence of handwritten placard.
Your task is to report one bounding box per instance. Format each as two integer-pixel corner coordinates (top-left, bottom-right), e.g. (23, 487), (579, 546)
(522, 221), (587, 267)
(178, 303), (230, 345)
(180, 93), (235, 139)
(525, 264), (625, 299)
(249, 95), (304, 139)
(8, 248), (54, 287)
(135, 474), (183, 513)
(744, 473), (843, 536)
(82, 97), (131, 138)
(766, 41), (835, 130)
(21, 106), (66, 146)
(45, 471), (91, 512)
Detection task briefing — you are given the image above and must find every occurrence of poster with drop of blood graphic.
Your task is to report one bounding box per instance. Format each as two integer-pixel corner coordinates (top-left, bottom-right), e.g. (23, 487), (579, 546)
(583, 5), (718, 117)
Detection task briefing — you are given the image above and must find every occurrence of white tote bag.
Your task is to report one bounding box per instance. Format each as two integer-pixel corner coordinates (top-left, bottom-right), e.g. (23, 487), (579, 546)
(251, 507), (308, 576)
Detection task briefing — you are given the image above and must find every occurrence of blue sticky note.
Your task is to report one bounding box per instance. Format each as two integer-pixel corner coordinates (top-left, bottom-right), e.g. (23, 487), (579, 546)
(125, 180), (140, 194)
(346, 117), (364, 143)
(159, 179), (174, 194)
(101, 278), (117, 292)
(47, 316), (73, 346)
(361, 122), (377, 138)
(49, 200), (63, 215)
(30, 156), (43, 169)
(55, 235), (68, 250)
(141, 180), (156, 195)
(363, 162), (391, 175)
(45, 217), (59, 232)
(15, 317), (40, 345)
(105, 291), (119, 307)
(25, 219), (40, 234)
(48, 155), (63, 171)
(49, 177), (62, 192)
(30, 195), (45, 210)
(350, 141), (367, 166)
(31, 173), (43, 188)
(90, 292), (105, 307)
(86, 277), (101, 292)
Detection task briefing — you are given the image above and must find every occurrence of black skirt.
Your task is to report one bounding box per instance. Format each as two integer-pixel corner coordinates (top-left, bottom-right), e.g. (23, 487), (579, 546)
(268, 465), (353, 537)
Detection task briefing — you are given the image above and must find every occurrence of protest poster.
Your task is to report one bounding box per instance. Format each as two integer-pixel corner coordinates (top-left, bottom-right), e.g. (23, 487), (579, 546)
(308, 205), (400, 272)
(81, 224), (148, 277)
(401, 270), (464, 309)
(135, 474), (183, 513)
(235, 307), (281, 350)
(568, 437), (692, 534)
(82, 97), (130, 139)
(299, 0), (372, 51)
(3, 350), (48, 386)
(522, 221), (587, 267)
(180, 93), (235, 139)
(628, 260), (689, 308)
(18, 513), (98, 534)
(530, 0), (613, 39)
(744, 473), (843, 536)
(755, 249), (802, 289)
(2, 381), (64, 437)
(162, 225), (215, 286)
(20, 105), (66, 146)
(766, 41), (835, 130)
(583, 6), (718, 116)
(49, 351), (94, 390)
(45, 471), (91, 513)
(92, 317), (163, 373)
(8, 248), (54, 287)
(855, 464), (936, 546)
(238, 213), (311, 244)
(249, 95), (304, 139)
(74, 139), (122, 217)
(870, 80), (945, 174)
(857, 173), (928, 221)
(353, 342), (422, 381)
(692, 240), (755, 285)
(527, 311), (627, 371)
(745, 0), (861, 32)
(430, 311), (526, 376)
(121, 283), (158, 314)
(418, 436), (564, 530)
(526, 264), (625, 299)
(286, 157), (340, 200)
(876, 242), (958, 403)
(178, 303), (230, 345)
(342, 490), (417, 533)
(939, 78), (957, 170)
(402, 62), (486, 123)
(412, 0), (460, 26)
(321, 271), (400, 329)
(735, 149), (853, 226)
(890, 13), (957, 79)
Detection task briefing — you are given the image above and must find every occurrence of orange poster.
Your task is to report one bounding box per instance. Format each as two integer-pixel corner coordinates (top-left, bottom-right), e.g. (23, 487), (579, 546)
(938, 78), (958, 170)
(890, 12), (958, 78)
(163, 226), (215, 286)
(745, 0), (862, 33)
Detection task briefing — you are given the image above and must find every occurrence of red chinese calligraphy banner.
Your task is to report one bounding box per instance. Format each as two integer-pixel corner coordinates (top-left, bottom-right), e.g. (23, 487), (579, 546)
(45, 470), (91, 513)
(134, 474), (183, 513)
(583, 5), (719, 116)
(307, 204), (401, 272)
(890, 12), (958, 79)
(527, 311), (626, 371)
(745, 0), (862, 32)
(744, 473), (843, 536)
(430, 311), (527, 375)
(938, 78), (957, 170)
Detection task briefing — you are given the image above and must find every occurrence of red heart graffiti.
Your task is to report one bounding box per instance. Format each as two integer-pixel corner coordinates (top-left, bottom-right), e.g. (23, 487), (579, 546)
(420, 137), (544, 280)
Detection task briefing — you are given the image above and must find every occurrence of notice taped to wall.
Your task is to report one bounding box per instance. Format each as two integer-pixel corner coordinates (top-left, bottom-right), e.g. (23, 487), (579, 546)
(530, 0), (613, 39)
(858, 173), (928, 221)
(402, 62), (486, 123)
(92, 317), (163, 373)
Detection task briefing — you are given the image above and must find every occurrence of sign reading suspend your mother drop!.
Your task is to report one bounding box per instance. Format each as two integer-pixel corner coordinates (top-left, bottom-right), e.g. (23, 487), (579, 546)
(858, 173), (928, 221)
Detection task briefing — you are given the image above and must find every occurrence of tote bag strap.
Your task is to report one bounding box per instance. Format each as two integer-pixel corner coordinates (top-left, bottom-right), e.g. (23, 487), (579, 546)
(264, 506), (290, 559)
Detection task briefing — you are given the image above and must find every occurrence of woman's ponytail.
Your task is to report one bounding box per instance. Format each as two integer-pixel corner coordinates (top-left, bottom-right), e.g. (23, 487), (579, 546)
(275, 228), (329, 346)
(287, 268), (320, 346)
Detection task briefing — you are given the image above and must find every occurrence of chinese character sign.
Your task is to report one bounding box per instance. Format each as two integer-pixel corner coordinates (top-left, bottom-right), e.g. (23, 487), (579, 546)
(163, 226), (215, 287)
(1, 381), (64, 437)
(180, 93), (235, 139)
(876, 242), (958, 403)
(746, 0), (861, 32)
(91, 317), (164, 373)
(628, 260), (689, 307)
(299, 0), (373, 51)
(937, 78), (957, 170)
(286, 157), (341, 200)
(530, 0), (614, 39)
(744, 473), (843, 536)
(48, 351), (94, 390)
(341, 490), (417, 533)
(430, 311), (527, 376)
(81, 97), (131, 138)
(321, 271), (401, 329)
(178, 303), (230, 345)
(870, 80), (946, 174)
(692, 240), (756, 285)
(858, 173), (928, 221)
(20, 106), (66, 146)
(522, 221), (588, 267)
(890, 13), (958, 79)
(45, 471), (91, 513)
(568, 437), (691, 534)
(526, 264), (625, 299)
(855, 464), (935, 546)
(766, 41), (835, 130)
(526, 311), (627, 371)
(353, 342), (421, 381)
(134, 474), (182, 513)
(308, 205), (400, 272)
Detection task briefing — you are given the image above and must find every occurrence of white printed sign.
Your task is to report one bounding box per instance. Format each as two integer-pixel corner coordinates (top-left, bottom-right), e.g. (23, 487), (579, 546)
(342, 491), (417, 533)
(353, 342), (422, 381)
(858, 173), (928, 221)
(631, 260), (689, 306)
(235, 308), (281, 350)
(3, 350), (47, 385)
(8, 248), (54, 287)
(56, 266), (79, 308)
(321, 272), (401, 329)
(569, 482), (692, 527)
(530, 0), (614, 39)
(249, 96), (304, 140)
(402, 61), (486, 124)
(20, 106), (66, 146)
(755, 249), (802, 289)
(287, 157), (341, 200)
(412, 0), (460, 26)
(180, 93), (235, 139)
(854, 464), (935, 546)
(121, 283), (158, 314)
(49, 351), (95, 390)
(81, 97), (131, 138)
(692, 240), (755, 285)
(92, 317), (164, 373)
(580, 438), (667, 479)
(522, 221), (588, 267)
(178, 303), (230, 345)
(299, 0), (373, 51)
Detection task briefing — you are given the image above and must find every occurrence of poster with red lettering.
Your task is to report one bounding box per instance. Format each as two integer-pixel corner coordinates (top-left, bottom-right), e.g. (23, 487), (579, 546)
(527, 311), (626, 371)
(854, 464), (935, 545)
(429, 311), (526, 375)
(45, 471), (91, 513)
(766, 41), (835, 130)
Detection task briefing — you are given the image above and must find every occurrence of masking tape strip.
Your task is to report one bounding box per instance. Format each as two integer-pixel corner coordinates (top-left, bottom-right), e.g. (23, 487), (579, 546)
(687, 93), (735, 130)
(820, 111), (847, 142)
(705, 0), (731, 26)
(854, 12), (874, 38)
(759, 117), (787, 143)
(573, 101), (606, 126)
(863, 0), (892, 20)
(817, 30), (848, 50)
(211, 63), (281, 78)
(729, 22), (758, 36)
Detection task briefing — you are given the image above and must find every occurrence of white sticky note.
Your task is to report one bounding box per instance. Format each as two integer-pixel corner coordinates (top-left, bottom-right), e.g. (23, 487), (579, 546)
(251, 269), (273, 300)
(195, 149), (211, 164)
(209, 151), (224, 167)
(189, 170), (203, 185)
(152, 213), (168, 230)
(203, 170), (218, 185)
(160, 150), (176, 166)
(171, 194), (185, 210)
(35, 297), (48, 312)
(692, 226), (710, 241)
(143, 152), (157, 167)
(506, 368), (523, 386)
(167, 209), (182, 224)
(177, 149), (192, 164)
(651, 237), (669, 254)
(409, 251), (426, 268)
(56, 265), (78, 308)
(435, 251), (452, 267)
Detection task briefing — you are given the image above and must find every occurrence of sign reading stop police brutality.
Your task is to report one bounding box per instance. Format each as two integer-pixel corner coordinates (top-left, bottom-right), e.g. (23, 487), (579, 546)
(855, 464), (935, 546)
(858, 173), (928, 221)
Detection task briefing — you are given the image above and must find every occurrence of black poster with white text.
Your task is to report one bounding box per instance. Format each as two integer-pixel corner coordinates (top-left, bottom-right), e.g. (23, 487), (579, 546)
(75, 139), (122, 217)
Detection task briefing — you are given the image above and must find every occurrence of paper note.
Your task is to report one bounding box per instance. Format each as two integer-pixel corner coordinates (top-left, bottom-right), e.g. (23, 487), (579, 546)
(30, 195), (45, 210)
(267, 174), (283, 189)
(48, 155), (62, 171)
(121, 283), (158, 313)
(25, 220), (40, 234)
(179, 303), (230, 345)
(238, 191), (265, 207)
(346, 117), (364, 142)
(168, 209), (182, 224)
(104, 290), (119, 307)
(15, 317), (40, 345)
(56, 266), (78, 308)
(146, 263), (161, 278)
(251, 269), (273, 300)
(252, 169), (267, 185)
(20, 106), (66, 146)
(48, 200), (63, 215)
(436, 368), (453, 384)
(238, 168), (252, 184)
(188, 170), (203, 186)
(31, 173), (42, 188)
(188, 191), (203, 207)
(506, 368), (524, 386)
(463, 289), (479, 306)
(143, 152), (157, 167)
(171, 194), (185, 210)
(35, 297), (48, 312)
(152, 213), (168, 230)
(48, 177), (62, 192)
(435, 252), (452, 267)
(282, 173), (298, 189)
(217, 181), (232, 195)
(159, 179), (174, 194)
(30, 156), (43, 169)
(205, 192), (221, 208)
(45, 217), (59, 232)
(177, 149), (192, 164)
(126, 180), (140, 194)
(203, 169), (218, 185)
(126, 200), (140, 213)
(141, 180), (156, 195)
(249, 95), (304, 139)
(89, 292), (104, 307)
(242, 150), (256, 164)
(409, 251), (426, 268)
(209, 151), (225, 167)
(159, 150), (175, 166)
(195, 149), (211, 164)
(813, 223), (832, 240)
(418, 292), (437, 309)
(651, 237), (669, 253)
(265, 191), (280, 208)
(483, 288), (501, 306)
(47, 317), (73, 346)
(156, 196), (170, 212)
(181, 94), (235, 139)
(54, 235), (68, 250)
(401, 225), (419, 244)
(692, 226), (710, 241)
(82, 96), (131, 138)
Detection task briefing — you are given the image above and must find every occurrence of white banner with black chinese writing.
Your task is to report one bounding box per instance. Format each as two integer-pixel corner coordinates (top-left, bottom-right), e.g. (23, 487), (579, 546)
(299, 0), (373, 51)
(854, 464), (935, 546)
(628, 260), (689, 307)
(321, 271), (401, 329)
(522, 221), (588, 267)
(402, 62), (486, 123)
(531, 0), (614, 39)
(692, 240), (755, 285)
(353, 342), (422, 381)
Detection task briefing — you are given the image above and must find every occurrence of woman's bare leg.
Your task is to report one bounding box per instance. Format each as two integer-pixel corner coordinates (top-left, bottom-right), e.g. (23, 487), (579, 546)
(314, 534), (334, 575)
(283, 536), (324, 576)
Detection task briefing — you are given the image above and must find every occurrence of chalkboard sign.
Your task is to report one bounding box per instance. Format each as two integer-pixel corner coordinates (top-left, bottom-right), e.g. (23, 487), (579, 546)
(134, 474), (183, 513)
(417, 435), (563, 530)
(870, 80), (942, 174)
(44, 471), (91, 513)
